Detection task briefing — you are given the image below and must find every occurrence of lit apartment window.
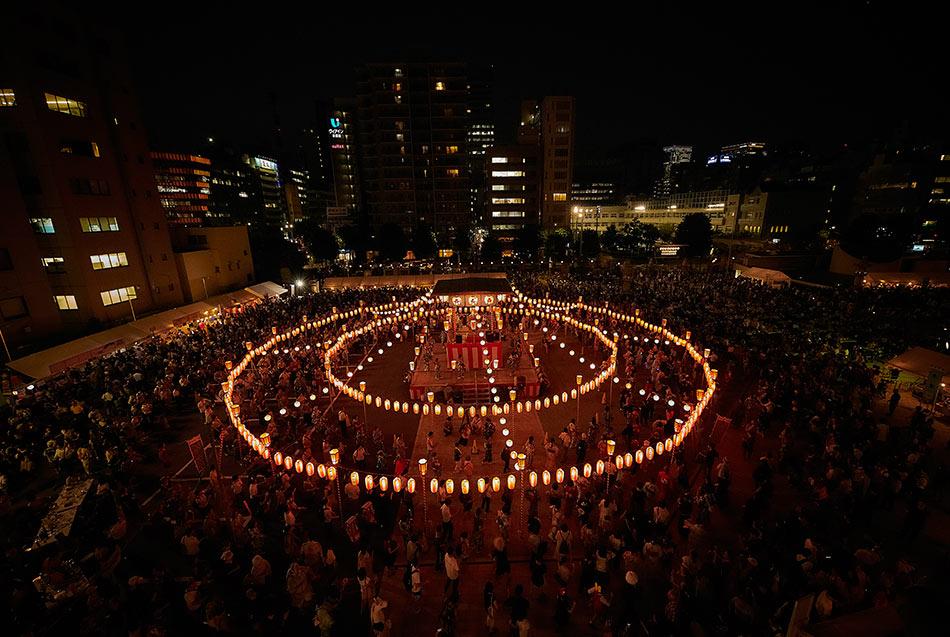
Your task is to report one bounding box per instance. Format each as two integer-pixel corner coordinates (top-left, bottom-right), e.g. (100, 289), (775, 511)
(1, 89), (16, 106)
(491, 157), (508, 164)
(446, 146), (459, 154)
(446, 169), (459, 177)
(80, 216), (119, 232)
(553, 193), (567, 201)
(492, 210), (525, 218)
(30, 217), (55, 234)
(60, 140), (100, 157)
(41, 257), (66, 273)
(435, 81), (445, 91)
(100, 286), (137, 306)
(491, 198), (525, 204)
(45, 93), (87, 117)
(90, 252), (129, 270)
(54, 295), (78, 310)
(491, 171), (525, 178)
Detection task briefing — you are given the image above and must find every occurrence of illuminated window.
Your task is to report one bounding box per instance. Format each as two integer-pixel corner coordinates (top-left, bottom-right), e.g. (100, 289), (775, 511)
(446, 169), (459, 177)
(553, 193), (567, 201)
(54, 295), (78, 310)
(435, 81), (445, 91)
(30, 217), (55, 234)
(90, 252), (129, 270)
(60, 140), (100, 157)
(100, 286), (137, 307)
(491, 198), (525, 204)
(491, 157), (508, 164)
(0, 89), (15, 106)
(491, 171), (525, 178)
(492, 210), (525, 218)
(394, 68), (403, 78)
(446, 146), (459, 154)
(45, 93), (87, 117)
(80, 216), (119, 232)
(41, 257), (66, 273)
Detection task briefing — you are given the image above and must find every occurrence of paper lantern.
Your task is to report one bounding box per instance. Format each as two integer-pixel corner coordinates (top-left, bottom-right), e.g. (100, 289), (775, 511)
(655, 441), (664, 456)
(392, 477), (401, 493)
(556, 468), (565, 484)
(445, 479), (454, 495)
(584, 463), (593, 478)
(306, 462), (315, 477)
(429, 478), (439, 494)
(507, 475), (516, 490)
(295, 459), (304, 474)
(596, 460), (605, 475)
(406, 478), (415, 493)
(461, 479), (470, 495)
(624, 453), (633, 468)
(636, 449), (644, 464)
(418, 458), (428, 476)
(646, 446), (654, 461)
(329, 448), (340, 465)
(327, 466), (337, 481)
(477, 478), (487, 493)
(553, 395), (559, 406)
(529, 471), (538, 487)
(413, 403), (420, 414)
(350, 471), (360, 486)
(570, 466), (579, 482)
(492, 476), (501, 492)
(665, 439), (674, 453)
(273, 451), (283, 466)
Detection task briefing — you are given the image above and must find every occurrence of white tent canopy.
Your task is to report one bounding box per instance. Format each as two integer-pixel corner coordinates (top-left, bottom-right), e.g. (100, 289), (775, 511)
(246, 281), (288, 298)
(887, 347), (950, 383)
(738, 266), (792, 287)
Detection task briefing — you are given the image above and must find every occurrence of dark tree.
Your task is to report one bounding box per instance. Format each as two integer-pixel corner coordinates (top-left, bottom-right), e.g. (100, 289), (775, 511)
(514, 224), (544, 262)
(674, 213), (713, 257)
(248, 224), (306, 282)
(581, 229), (601, 258)
(545, 228), (571, 261)
(840, 213), (913, 262)
(294, 219), (340, 263)
(377, 223), (410, 262)
(412, 222), (438, 260)
(452, 227), (472, 261)
(481, 235), (503, 262)
(601, 225), (620, 255)
(337, 224), (368, 263)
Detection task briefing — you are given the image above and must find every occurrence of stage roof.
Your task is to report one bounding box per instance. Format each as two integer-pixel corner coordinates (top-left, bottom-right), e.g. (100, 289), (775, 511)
(432, 277), (512, 296)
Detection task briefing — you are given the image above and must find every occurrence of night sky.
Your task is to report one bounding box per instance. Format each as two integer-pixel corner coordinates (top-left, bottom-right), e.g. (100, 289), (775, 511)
(112, 3), (946, 159)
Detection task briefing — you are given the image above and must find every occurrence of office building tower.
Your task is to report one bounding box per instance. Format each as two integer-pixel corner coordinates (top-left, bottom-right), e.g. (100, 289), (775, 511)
(150, 152), (212, 226)
(485, 145), (541, 247)
(540, 96), (575, 229)
(721, 142), (766, 158)
(1, 6), (185, 349)
(655, 145), (692, 198)
(356, 63), (470, 238)
(242, 154), (285, 227)
(328, 98), (361, 227)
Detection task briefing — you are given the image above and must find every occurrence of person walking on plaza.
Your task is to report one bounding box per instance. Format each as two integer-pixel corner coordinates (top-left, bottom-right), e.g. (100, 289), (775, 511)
(444, 547), (460, 595)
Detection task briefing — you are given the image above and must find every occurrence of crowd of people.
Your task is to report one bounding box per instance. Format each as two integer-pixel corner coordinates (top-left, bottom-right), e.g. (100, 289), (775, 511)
(0, 265), (946, 636)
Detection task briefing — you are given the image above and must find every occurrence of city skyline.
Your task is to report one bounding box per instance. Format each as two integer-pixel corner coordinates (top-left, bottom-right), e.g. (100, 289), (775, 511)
(115, 4), (949, 159)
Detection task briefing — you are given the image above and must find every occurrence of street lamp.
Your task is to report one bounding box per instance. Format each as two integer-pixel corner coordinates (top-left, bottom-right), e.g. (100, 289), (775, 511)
(418, 458), (429, 538)
(360, 381), (367, 426)
(576, 374), (583, 424)
(329, 448), (343, 522)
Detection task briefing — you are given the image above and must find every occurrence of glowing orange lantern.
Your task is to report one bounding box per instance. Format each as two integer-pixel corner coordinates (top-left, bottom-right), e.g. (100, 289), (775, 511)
(492, 476), (501, 492)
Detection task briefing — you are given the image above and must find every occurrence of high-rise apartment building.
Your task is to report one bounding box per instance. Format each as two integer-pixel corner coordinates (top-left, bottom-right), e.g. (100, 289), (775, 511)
(150, 152), (212, 226)
(467, 64), (495, 222)
(654, 145), (693, 198)
(540, 96), (575, 230)
(1, 6), (185, 349)
(356, 63), (470, 238)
